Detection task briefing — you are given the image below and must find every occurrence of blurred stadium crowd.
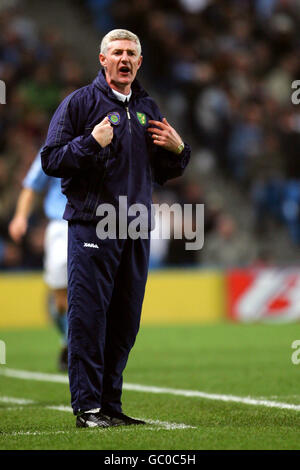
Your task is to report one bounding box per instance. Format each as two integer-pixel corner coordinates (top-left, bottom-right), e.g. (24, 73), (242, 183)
(0, 0), (300, 270)
(0, 1), (86, 269)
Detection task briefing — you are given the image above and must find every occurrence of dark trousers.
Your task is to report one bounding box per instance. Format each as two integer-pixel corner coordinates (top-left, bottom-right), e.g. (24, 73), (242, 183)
(67, 221), (150, 415)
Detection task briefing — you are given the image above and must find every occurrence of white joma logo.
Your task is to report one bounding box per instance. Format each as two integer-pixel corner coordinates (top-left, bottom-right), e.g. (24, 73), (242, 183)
(83, 242), (99, 249)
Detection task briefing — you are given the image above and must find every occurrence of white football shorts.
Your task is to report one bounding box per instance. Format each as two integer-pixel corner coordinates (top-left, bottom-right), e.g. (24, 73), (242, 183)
(44, 219), (68, 289)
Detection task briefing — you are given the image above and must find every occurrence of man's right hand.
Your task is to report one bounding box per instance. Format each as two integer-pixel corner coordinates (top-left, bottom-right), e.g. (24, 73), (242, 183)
(91, 116), (113, 148)
(9, 215), (28, 243)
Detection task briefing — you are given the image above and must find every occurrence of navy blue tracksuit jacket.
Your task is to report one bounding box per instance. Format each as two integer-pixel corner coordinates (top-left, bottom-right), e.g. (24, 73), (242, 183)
(41, 70), (191, 415)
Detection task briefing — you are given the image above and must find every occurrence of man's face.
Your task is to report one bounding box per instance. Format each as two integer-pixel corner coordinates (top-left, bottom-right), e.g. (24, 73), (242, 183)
(99, 39), (142, 93)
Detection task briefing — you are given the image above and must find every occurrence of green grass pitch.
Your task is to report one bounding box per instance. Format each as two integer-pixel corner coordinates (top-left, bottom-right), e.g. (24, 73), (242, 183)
(1, 322), (300, 450)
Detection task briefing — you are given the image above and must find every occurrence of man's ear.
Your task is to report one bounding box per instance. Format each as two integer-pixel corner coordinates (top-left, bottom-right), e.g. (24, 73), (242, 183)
(99, 53), (107, 68)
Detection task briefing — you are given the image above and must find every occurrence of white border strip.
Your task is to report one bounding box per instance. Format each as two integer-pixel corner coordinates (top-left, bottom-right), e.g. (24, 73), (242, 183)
(1, 367), (300, 412)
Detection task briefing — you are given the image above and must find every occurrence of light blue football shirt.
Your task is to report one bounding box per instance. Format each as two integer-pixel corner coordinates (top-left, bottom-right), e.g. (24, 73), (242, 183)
(23, 150), (67, 220)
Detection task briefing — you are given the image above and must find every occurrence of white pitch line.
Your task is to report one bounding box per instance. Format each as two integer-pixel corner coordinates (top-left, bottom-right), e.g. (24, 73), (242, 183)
(0, 396), (34, 405)
(0, 406), (23, 410)
(5, 430), (71, 437)
(2, 367), (300, 413)
(0, 396), (195, 430)
(2, 427), (178, 436)
(144, 419), (194, 430)
(124, 383), (300, 412)
(0, 368), (68, 383)
(47, 405), (72, 413)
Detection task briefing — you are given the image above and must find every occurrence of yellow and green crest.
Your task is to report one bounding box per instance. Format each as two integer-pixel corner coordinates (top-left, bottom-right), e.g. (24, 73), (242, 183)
(136, 112), (147, 126)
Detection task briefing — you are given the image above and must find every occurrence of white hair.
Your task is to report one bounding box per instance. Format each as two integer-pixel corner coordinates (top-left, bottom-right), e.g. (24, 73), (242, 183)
(100, 29), (141, 56)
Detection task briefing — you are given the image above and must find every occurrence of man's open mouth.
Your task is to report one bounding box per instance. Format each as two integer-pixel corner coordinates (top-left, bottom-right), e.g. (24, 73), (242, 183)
(119, 66), (130, 74)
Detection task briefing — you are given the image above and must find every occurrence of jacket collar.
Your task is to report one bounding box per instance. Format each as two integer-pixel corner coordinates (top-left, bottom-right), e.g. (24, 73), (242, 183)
(93, 69), (148, 102)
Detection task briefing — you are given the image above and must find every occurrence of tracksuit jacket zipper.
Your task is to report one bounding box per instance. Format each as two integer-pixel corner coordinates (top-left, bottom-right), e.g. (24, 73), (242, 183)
(125, 104), (132, 134)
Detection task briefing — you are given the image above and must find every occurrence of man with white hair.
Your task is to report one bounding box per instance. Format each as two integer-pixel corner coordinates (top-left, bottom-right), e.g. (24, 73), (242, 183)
(41, 29), (191, 428)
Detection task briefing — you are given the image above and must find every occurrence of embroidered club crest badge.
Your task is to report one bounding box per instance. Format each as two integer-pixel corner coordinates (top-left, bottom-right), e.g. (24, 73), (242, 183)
(108, 112), (121, 125)
(136, 112), (147, 126)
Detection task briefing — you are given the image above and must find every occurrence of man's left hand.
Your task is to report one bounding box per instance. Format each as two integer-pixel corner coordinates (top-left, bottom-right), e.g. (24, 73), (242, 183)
(148, 118), (183, 154)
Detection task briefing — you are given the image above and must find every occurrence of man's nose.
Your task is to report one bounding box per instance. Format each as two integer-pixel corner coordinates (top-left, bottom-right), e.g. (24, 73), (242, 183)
(121, 53), (130, 62)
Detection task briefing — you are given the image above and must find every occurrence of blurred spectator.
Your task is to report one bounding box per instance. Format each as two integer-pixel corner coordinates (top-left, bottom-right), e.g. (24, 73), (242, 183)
(227, 101), (264, 183)
(202, 213), (258, 268)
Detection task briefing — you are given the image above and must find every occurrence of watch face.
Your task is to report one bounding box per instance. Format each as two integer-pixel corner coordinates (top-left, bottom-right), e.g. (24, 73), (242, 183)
(177, 143), (184, 154)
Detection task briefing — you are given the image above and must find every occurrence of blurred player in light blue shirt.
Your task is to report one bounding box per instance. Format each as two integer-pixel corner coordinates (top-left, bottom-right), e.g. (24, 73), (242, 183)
(9, 150), (69, 371)
(23, 153), (67, 220)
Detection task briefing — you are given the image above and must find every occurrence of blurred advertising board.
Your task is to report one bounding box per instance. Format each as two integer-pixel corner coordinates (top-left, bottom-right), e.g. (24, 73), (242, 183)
(0, 270), (226, 328)
(227, 268), (300, 323)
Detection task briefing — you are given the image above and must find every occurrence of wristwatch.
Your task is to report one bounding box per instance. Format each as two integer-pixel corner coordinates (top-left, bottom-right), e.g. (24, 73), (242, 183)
(176, 142), (185, 154)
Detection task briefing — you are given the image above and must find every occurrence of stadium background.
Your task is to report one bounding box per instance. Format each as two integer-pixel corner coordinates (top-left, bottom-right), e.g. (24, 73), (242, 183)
(2, 0), (300, 452)
(0, 0), (300, 326)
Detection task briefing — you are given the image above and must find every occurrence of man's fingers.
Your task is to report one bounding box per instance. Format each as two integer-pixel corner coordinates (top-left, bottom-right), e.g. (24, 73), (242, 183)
(99, 116), (111, 126)
(98, 122), (112, 131)
(153, 139), (166, 147)
(92, 116), (114, 147)
(148, 120), (168, 129)
(147, 127), (165, 135)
